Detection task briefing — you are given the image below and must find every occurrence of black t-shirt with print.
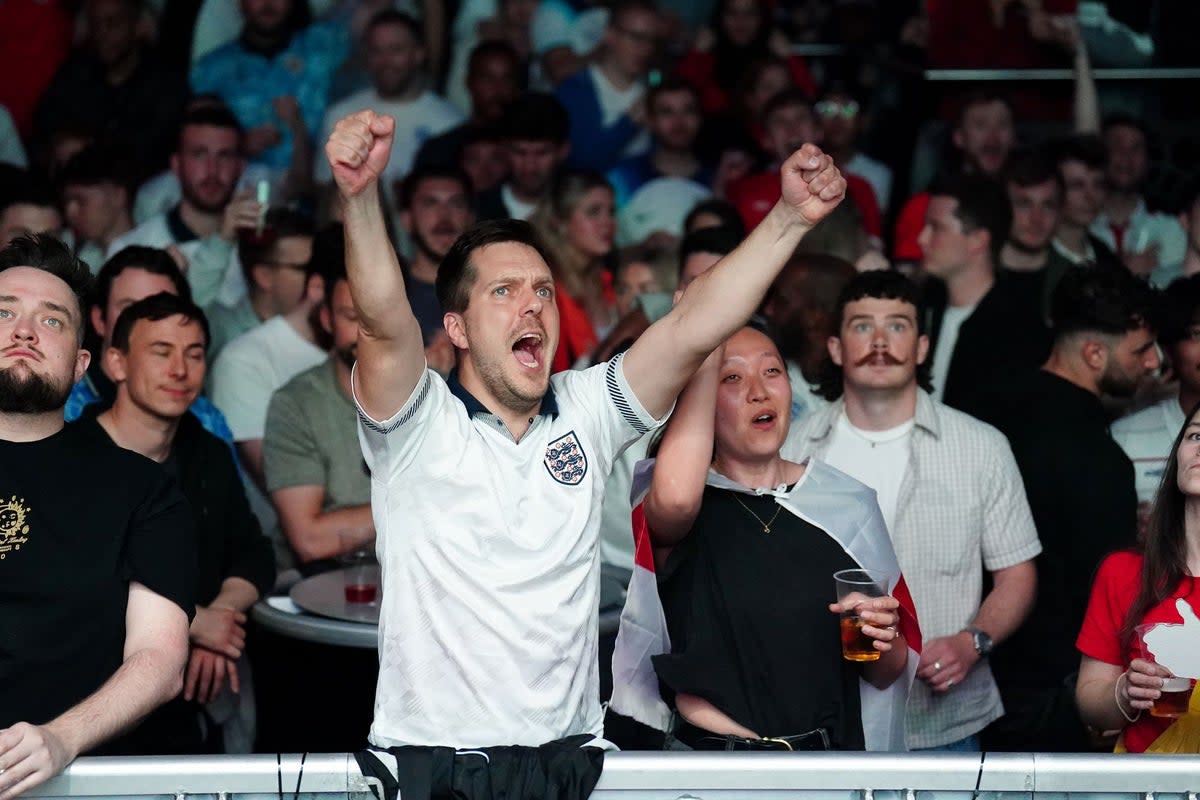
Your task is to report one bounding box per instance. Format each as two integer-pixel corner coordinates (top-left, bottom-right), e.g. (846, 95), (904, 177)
(0, 419), (196, 752)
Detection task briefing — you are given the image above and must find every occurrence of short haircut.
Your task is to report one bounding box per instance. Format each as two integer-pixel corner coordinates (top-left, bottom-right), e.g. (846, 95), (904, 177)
(499, 93), (569, 144)
(0, 234), (93, 342)
(816, 269), (932, 400)
(305, 223), (348, 303)
(762, 87), (815, 124)
(678, 225), (742, 279)
(436, 219), (552, 313)
(926, 172), (1012, 262)
(397, 164), (473, 210)
(176, 104), (243, 150)
(365, 8), (422, 41)
(1003, 147), (1064, 195)
(684, 198), (746, 236)
(237, 207), (315, 285)
(954, 90), (1014, 130)
(1049, 264), (1159, 341)
(57, 144), (137, 196)
(1158, 274), (1200, 349)
(110, 291), (210, 353)
(1050, 134), (1107, 172)
(1101, 112), (1151, 144)
(93, 246), (189, 318)
(646, 77), (700, 112)
(468, 40), (521, 77)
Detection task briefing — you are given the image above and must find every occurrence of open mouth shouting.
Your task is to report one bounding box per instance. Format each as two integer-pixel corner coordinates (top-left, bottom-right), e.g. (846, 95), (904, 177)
(751, 410), (778, 430)
(512, 331), (545, 370)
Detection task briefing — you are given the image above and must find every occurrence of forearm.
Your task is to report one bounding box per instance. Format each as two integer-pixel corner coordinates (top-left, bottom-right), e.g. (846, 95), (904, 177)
(342, 188), (417, 341)
(862, 638), (908, 690)
(44, 645), (185, 760)
(207, 577), (258, 614)
(972, 563), (1036, 645)
(1076, 670), (1126, 731)
(1073, 46), (1100, 134)
(283, 504), (374, 563)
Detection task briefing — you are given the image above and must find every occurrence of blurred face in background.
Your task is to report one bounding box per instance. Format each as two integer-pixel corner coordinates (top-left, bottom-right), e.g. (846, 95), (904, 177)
(763, 102), (819, 163)
(404, 177), (473, 263)
(745, 63), (792, 118)
(459, 138), (507, 195)
(564, 186), (615, 261)
(720, 0), (764, 46)
(605, 7), (660, 80)
(649, 88), (701, 152)
(1104, 123), (1148, 194)
(172, 124), (243, 214)
(614, 260), (660, 317)
(815, 93), (861, 153)
(953, 99), (1014, 176)
(86, 0), (139, 67)
(466, 49), (519, 123)
(367, 20), (424, 97)
(0, 205), (62, 249)
(240, 0), (292, 37)
(1059, 160), (1106, 229)
(1007, 178), (1061, 253)
(63, 182), (128, 245)
(508, 139), (564, 200)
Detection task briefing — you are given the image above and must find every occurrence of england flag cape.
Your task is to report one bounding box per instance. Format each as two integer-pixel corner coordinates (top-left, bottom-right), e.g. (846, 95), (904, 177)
(608, 457), (922, 751)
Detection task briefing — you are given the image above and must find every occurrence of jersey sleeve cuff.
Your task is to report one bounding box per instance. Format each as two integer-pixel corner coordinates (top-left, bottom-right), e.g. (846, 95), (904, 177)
(352, 361), (432, 435)
(606, 351), (667, 436)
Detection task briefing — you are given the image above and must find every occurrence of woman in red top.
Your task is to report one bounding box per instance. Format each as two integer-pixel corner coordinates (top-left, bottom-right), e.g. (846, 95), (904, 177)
(530, 171), (618, 371)
(1077, 403), (1200, 752)
(678, 0), (816, 117)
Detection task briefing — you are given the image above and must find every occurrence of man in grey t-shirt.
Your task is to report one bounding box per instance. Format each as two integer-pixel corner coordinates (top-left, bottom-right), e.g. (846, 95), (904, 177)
(263, 256), (372, 571)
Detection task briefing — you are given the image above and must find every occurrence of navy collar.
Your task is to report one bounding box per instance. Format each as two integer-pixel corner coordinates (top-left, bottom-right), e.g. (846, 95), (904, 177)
(446, 369), (559, 419)
(166, 205), (201, 244)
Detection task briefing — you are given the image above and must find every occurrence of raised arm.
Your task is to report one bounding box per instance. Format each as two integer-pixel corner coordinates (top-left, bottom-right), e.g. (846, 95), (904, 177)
(644, 347), (722, 547)
(622, 145), (845, 418)
(324, 111), (426, 421)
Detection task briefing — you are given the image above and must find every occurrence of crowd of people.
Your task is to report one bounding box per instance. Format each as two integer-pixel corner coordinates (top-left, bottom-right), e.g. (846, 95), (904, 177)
(2, 0), (1200, 796)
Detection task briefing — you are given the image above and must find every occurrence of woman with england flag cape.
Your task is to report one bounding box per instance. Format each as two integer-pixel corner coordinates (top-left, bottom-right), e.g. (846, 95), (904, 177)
(609, 327), (921, 751)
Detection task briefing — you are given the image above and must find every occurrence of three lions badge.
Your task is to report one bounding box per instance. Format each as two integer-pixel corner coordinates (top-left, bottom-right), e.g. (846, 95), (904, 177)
(545, 431), (587, 485)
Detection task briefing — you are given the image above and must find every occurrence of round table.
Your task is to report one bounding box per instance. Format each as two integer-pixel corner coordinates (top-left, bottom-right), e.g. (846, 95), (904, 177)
(252, 564), (631, 649)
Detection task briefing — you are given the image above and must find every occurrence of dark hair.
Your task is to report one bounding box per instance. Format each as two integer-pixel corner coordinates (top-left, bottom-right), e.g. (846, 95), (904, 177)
(646, 76), (700, 114)
(1101, 112), (1151, 146)
(1049, 264), (1159, 341)
(110, 291), (210, 352)
(57, 144), (137, 197)
(306, 223), (348, 305)
(1003, 147), (1064, 196)
(1119, 400), (1200, 653)
(397, 164), (473, 211)
(710, 0), (772, 92)
(500, 93), (569, 144)
(238, 208), (315, 287)
(365, 9), (423, 40)
(0, 234), (93, 343)
(684, 199), (746, 237)
(1050, 134), (1107, 172)
(816, 270), (933, 400)
(762, 87), (815, 124)
(436, 219), (552, 313)
(1153, 274), (1200, 350)
(0, 173), (58, 217)
(609, 0), (658, 26)
(93, 246), (190, 320)
(468, 39), (521, 78)
(954, 91), (1014, 131)
(927, 172), (1012, 263)
(176, 104), (243, 150)
(678, 226), (742, 279)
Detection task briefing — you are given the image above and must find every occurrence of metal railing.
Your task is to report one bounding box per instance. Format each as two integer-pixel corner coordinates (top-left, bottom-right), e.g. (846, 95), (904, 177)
(925, 68), (1200, 81)
(23, 751), (1200, 799)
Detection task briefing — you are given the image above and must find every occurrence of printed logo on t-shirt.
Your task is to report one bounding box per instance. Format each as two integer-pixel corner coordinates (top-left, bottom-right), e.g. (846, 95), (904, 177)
(544, 431), (588, 485)
(0, 495), (31, 559)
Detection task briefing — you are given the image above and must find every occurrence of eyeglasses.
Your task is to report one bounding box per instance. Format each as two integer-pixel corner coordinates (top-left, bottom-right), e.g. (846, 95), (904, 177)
(815, 100), (860, 119)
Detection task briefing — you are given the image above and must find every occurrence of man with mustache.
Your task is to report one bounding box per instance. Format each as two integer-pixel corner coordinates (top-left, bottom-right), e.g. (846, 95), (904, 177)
(784, 269), (1040, 752)
(967, 265), (1160, 752)
(264, 242), (373, 570)
(327, 106), (845, 779)
(0, 234), (195, 792)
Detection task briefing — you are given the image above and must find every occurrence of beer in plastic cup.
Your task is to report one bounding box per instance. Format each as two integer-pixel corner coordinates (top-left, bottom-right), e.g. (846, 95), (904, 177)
(1135, 623), (1196, 718)
(834, 568), (892, 662)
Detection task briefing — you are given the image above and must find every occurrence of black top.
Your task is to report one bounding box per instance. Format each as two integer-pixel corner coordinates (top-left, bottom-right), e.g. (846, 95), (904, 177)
(413, 122), (473, 171)
(922, 274), (1053, 414)
(963, 369), (1137, 689)
(0, 421), (196, 751)
(474, 184), (512, 222)
(653, 486), (864, 749)
(406, 277), (443, 346)
(998, 247), (1077, 325)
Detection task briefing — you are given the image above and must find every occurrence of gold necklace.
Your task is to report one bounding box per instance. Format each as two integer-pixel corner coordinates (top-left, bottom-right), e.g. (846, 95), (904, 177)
(732, 493), (784, 534)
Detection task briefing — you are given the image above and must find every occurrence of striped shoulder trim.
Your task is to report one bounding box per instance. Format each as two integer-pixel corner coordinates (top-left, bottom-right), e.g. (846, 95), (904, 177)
(606, 353), (649, 436)
(357, 371), (432, 435)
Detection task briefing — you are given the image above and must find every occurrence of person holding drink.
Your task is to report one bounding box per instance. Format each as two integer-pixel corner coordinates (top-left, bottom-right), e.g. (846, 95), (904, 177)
(642, 326), (918, 752)
(1077, 402), (1200, 752)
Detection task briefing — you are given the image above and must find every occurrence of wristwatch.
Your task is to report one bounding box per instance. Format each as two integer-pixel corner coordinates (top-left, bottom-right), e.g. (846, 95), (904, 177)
(964, 626), (994, 657)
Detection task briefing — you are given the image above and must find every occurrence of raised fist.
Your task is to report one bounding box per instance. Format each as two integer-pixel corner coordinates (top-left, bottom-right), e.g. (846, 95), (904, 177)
(780, 143), (847, 229)
(324, 110), (396, 198)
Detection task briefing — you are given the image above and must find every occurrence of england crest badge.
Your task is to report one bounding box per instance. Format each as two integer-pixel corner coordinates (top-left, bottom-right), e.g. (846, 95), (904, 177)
(544, 431), (588, 485)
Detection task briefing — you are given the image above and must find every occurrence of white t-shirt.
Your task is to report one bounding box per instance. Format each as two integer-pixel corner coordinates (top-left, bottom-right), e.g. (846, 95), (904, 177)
(315, 89), (465, 185)
(823, 413), (914, 535)
(500, 184), (537, 220)
(845, 152), (893, 214)
(356, 352), (663, 748)
(930, 304), (975, 402)
(588, 65), (650, 160)
(210, 315), (327, 441)
(1112, 396), (1186, 504)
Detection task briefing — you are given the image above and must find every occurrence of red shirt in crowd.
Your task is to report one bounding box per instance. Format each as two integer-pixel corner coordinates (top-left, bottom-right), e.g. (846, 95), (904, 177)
(677, 51), (817, 116)
(0, 0), (73, 138)
(727, 170), (882, 238)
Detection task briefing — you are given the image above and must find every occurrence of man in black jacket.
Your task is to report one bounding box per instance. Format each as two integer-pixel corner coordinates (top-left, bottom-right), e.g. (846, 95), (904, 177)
(90, 291), (275, 752)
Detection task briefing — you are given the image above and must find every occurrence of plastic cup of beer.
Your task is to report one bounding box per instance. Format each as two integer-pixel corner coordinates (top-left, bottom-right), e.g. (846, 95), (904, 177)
(1135, 624), (1196, 718)
(337, 530), (378, 605)
(834, 568), (891, 662)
